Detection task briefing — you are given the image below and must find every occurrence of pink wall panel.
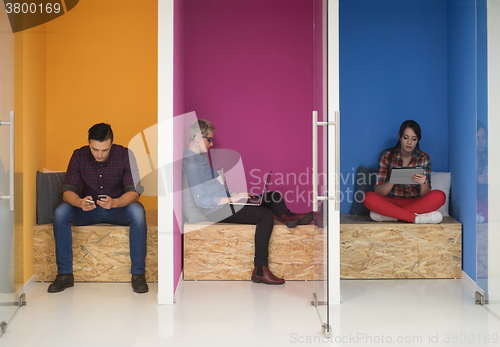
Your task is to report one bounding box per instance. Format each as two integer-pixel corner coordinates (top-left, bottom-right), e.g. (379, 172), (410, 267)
(185, 0), (314, 213)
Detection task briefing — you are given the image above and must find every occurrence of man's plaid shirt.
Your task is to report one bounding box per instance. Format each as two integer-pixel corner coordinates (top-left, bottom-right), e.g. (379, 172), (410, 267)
(61, 144), (139, 201)
(376, 148), (432, 199)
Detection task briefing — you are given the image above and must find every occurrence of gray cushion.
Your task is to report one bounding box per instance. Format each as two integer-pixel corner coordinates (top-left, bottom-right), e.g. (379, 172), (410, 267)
(182, 175), (208, 224)
(36, 171), (65, 224)
(430, 171), (451, 217)
(350, 165), (378, 215)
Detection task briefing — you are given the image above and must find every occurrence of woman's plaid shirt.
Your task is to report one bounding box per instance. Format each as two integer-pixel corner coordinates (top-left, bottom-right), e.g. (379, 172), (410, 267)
(376, 148), (432, 198)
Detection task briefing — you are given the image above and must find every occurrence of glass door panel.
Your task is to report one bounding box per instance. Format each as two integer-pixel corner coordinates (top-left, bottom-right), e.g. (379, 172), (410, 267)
(311, 0), (336, 336)
(312, 0), (341, 335)
(482, 0), (500, 314)
(476, 116), (488, 304)
(0, 111), (17, 333)
(0, 2), (21, 336)
(312, 110), (328, 332)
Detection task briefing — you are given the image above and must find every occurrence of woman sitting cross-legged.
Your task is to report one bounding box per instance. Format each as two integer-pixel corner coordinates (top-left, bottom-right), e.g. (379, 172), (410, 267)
(182, 119), (313, 285)
(363, 119), (446, 224)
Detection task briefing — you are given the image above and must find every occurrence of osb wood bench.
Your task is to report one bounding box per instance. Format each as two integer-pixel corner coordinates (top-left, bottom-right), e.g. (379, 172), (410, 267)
(33, 210), (158, 283)
(340, 214), (462, 279)
(183, 221), (316, 281)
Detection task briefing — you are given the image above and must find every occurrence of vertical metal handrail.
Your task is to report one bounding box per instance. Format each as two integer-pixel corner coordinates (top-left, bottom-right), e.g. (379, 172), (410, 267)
(314, 111), (340, 209)
(335, 110), (340, 211)
(312, 111), (318, 212)
(0, 111), (14, 211)
(9, 111), (14, 211)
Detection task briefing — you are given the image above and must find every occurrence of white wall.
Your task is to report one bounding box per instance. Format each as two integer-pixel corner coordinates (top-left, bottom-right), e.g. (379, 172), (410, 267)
(487, 0), (500, 301)
(157, 0), (175, 305)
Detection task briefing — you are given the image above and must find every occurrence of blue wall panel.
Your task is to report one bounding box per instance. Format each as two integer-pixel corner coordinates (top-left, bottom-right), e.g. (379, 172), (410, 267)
(339, 0), (449, 213)
(339, 0), (448, 213)
(448, 0), (484, 281)
(340, 0), (482, 280)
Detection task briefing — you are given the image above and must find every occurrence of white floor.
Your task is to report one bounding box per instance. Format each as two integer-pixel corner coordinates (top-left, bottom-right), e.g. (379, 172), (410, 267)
(1, 279), (500, 347)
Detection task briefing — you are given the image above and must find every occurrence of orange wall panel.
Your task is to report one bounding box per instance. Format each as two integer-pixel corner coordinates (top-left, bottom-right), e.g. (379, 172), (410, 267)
(46, 0), (158, 209)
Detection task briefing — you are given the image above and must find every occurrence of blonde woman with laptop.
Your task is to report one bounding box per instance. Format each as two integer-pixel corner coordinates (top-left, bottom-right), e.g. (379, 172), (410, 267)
(363, 120), (445, 224)
(183, 119), (313, 285)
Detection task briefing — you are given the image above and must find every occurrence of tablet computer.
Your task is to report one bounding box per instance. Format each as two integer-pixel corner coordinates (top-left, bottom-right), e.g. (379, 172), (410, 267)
(389, 167), (424, 185)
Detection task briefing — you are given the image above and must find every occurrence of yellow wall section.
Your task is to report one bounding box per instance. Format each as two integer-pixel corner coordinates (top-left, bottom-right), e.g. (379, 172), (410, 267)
(45, 0), (158, 210)
(14, 24), (47, 282)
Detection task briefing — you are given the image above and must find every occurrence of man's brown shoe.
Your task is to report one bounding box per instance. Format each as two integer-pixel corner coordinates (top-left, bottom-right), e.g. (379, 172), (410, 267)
(251, 266), (285, 285)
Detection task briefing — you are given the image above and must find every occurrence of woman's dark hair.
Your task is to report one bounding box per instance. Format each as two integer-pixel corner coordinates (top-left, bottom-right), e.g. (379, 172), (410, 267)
(88, 123), (113, 142)
(383, 120), (422, 166)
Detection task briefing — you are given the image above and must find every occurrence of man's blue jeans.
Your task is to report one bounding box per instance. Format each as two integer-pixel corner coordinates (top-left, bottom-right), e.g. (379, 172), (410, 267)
(53, 202), (147, 275)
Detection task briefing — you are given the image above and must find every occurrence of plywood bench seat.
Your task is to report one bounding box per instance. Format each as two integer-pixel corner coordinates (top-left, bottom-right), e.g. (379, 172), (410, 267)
(340, 214), (462, 279)
(33, 211), (158, 282)
(183, 221), (316, 281)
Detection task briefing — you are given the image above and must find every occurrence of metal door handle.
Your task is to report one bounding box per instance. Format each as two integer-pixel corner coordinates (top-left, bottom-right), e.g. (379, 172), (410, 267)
(313, 110), (340, 211)
(312, 111), (318, 211)
(0, 111), (14, 211)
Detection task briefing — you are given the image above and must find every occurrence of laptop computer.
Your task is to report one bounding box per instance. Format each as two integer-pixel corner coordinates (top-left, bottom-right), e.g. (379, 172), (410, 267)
(389, 167), (424, 185)
(230, 171), (273, 206)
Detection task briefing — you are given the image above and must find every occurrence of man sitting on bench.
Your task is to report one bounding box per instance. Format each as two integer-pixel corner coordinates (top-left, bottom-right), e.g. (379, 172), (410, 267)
(47, 123), (148, 294)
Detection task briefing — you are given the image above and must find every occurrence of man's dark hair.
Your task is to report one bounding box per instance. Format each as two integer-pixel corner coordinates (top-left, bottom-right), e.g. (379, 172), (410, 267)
(88, 123), (113, 142)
